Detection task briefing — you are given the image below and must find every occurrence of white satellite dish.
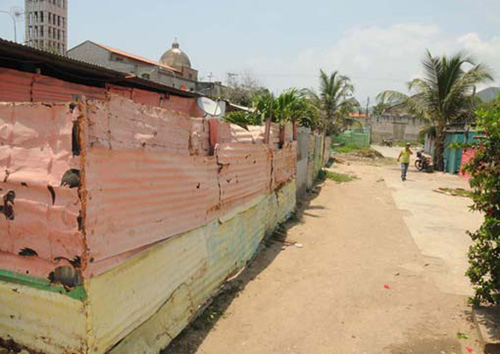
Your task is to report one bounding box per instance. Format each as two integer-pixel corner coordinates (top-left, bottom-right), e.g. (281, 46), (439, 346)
(197, 97), (222, 118)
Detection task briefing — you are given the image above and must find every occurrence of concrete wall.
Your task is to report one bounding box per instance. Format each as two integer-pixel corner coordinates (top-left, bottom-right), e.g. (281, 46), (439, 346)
(367, 114), (427, 143)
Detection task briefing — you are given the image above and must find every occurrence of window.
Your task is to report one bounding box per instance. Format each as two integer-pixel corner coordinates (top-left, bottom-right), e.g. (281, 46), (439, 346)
(142, 73), (151, 80)
(114, 56), (124, 62)
(48, 13), (51, 23)
(58, 16), (60, 26)
(40, 26), (44, 36)
(48, 27), (51, 38)
(40, 12), (44, 23)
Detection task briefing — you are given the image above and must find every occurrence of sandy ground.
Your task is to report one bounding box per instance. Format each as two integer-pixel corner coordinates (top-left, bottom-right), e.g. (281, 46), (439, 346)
(165, 146), (482, 354)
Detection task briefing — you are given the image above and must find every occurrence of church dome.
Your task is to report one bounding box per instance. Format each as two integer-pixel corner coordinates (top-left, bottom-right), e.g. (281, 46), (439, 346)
(160, 39), (192, 69)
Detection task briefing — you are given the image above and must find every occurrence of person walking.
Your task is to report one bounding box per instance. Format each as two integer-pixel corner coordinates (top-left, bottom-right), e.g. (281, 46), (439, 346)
(397, 143), (413, 181)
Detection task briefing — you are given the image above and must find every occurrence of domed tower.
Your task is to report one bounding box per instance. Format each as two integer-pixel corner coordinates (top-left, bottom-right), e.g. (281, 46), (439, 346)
(160, 38), (198, 81)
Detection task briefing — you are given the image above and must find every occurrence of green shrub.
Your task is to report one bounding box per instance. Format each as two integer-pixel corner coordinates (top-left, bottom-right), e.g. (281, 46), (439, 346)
(465, 98), (500, 305)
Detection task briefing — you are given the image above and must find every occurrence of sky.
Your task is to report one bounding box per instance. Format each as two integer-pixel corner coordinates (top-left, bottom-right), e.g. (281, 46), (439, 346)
(1, 0), (500, 103)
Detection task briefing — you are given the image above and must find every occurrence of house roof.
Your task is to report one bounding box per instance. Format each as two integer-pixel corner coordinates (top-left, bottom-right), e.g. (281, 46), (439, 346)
(0, 38), (197, 98)
(92, 42), (182, 74)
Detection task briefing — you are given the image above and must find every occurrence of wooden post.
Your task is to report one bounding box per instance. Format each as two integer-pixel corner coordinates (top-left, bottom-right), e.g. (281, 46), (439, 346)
(208, 119), (219, 156)
(293, 121), (297, 141)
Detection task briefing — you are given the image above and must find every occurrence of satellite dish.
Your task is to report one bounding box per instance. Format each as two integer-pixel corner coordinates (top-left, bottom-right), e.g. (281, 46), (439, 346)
(197, 97), (222, 117)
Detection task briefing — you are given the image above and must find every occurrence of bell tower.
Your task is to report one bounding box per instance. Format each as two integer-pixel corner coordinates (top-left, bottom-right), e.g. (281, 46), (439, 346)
(25, 0), (68, 55)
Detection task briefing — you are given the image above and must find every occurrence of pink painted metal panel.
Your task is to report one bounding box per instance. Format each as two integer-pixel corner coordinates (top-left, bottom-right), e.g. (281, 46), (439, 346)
(216, 143), (271, 210)
(269, 123), (281, 149)
(84, 96), (219, 261)
(273, 142), (297, 188)
(0, 102), (84, 272)
(88, 95), (194, 154)
(85, 150), (219, 262)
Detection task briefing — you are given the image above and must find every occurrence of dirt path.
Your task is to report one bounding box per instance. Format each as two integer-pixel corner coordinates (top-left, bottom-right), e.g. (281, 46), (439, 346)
(166, 150), (481, 354)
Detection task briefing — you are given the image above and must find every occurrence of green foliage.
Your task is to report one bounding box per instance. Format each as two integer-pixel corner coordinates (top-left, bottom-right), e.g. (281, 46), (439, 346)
(465, 98), (500, 305)
(307, 70), (361, 134)
(317, 169), (357, 183)
(223, 89), (319, 129)
(333, 143), (367, 153)
(377, 50), (493, 170)
(223, 111), (261, 126)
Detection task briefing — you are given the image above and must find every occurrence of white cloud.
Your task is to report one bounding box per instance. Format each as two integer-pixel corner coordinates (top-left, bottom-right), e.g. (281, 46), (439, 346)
(241, 24), (500, 102)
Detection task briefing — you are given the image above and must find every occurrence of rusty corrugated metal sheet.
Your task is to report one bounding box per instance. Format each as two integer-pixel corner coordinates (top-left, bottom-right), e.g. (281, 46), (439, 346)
(273, 141), (297, 188)
(32, 75), (106, 102)
(0, 102), (84, 278)
(89, 180), (296, 353)
(216, 143), (271, 211)
(0, 68), (32, 102)
(84, 96), (219, 262)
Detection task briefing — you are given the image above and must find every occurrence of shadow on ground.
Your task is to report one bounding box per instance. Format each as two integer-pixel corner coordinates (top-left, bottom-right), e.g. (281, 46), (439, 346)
(162, 185), (325, 354)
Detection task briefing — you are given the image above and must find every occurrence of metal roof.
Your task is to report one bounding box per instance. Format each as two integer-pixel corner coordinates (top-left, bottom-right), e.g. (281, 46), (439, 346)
(92, 41), (182, 74)
(0, 38), (198, 98)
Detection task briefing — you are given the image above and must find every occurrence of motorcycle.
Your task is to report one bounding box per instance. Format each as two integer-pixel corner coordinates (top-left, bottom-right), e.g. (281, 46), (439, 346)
(381, 139), (393, 147)
(415, 151), (433, 172)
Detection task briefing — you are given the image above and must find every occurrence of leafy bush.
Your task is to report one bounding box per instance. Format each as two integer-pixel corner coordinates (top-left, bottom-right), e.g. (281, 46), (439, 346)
(465, 98), (500, 305)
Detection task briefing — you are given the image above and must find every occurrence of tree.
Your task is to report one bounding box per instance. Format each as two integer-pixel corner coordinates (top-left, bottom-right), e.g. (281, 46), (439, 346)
(307, 70), (360, 134)
(223, 89), (319, 129)
(464, 96), (500, 305)
(377, 50), (493, 170)
(220, 71), (269, 107)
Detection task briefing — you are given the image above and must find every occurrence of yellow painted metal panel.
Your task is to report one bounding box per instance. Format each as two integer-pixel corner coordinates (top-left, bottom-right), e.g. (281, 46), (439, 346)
(86, 227), (208, 353)
(89, 181), (296, 353)
(0, 280), (86, 354)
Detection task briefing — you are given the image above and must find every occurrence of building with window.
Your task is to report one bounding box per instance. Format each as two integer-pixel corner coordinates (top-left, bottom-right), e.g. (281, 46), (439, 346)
(25, 0), (68, 54)
(68, 39), (223, 95)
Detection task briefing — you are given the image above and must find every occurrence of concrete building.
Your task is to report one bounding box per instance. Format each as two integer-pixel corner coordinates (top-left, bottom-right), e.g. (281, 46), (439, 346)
(367, 114), (427, 143)
(68, 39), (224, 95)
(25, 0), (68, 54)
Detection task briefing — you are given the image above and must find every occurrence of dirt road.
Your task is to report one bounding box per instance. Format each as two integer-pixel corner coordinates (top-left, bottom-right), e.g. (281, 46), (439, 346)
(166, 147), (482, 354)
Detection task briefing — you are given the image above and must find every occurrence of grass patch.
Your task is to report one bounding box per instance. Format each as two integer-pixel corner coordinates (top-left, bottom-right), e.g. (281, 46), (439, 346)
(332, 143), (368, 153)
(317, 169), (357, 183)
(434, 187), (473, 198)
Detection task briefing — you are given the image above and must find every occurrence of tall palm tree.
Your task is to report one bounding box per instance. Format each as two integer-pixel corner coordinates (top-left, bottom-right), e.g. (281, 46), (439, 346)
(308, 70), (360, 134)
(378, 50), (493, 170)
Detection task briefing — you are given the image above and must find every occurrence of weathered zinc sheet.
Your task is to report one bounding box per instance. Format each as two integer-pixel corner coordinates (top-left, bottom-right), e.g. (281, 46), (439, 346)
(84, 96), (219, 262)
(0, 102), (84, 278)
(0, 279), (87, 354)
(92, 181), (295, 354)
(272, 141), (297, 188)
(216, 143), (271, 211)
(0, 67), (106, 103)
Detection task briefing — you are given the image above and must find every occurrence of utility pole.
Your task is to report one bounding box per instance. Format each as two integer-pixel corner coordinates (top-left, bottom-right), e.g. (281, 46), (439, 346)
(207, 72), (213, 82)
(227, 72), (237, 86)
(366, 97), (370, 118)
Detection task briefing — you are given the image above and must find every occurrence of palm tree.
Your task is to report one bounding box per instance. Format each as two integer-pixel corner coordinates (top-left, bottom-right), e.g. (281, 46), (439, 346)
(308, 70), (360, 134)
(377, 50), (493, 170)
(223, 89), (319, 129)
